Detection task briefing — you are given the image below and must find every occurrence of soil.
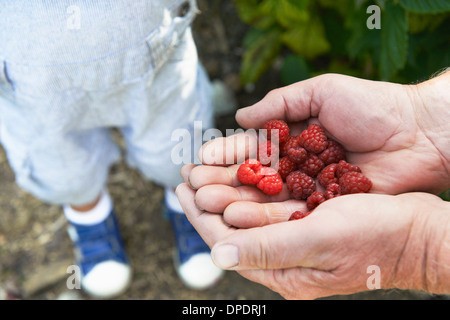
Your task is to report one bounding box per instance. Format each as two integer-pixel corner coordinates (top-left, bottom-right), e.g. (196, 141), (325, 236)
(0, 0), (445, 301)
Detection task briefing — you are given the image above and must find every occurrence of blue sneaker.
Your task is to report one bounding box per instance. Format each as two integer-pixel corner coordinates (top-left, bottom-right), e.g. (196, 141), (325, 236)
(67, 210), (132, 298)
(166, 205), (224, 290)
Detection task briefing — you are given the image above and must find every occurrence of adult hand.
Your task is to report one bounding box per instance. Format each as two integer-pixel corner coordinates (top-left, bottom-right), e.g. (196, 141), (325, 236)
(199, 72), (450, 195)
(176, 72), (450, 299)
(176, 182), (450, 299)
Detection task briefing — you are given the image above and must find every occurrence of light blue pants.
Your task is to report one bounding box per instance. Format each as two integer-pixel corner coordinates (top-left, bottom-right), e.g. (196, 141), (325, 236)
(0, 0), (213, 205)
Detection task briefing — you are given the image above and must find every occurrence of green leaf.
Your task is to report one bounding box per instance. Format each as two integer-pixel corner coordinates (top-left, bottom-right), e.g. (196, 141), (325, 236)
(318, 0), (353, 15)
(233, 0), (277, 29)
(322, 8), (352, 56)
(375, 0), (386, 10)
(346, 4), (381, 59)
(403, 21), (450, 82)
(242, 27), (267, 49)
(379, 2), (408, 80)
(281, 17), (330, 59)
(240, 28), (283, 85)
(275, 0), (309, 28)
(354, 0), (370, 9)
(399, 0), (450, 13)
(280, 54), (310, 85)
(408, 12), (448, 33)
(439, 189), (450, 201)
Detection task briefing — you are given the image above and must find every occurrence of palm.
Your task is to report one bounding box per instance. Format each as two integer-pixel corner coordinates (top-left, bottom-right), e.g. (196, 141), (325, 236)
(237, 74), (444, 194)
(315, 76), (442, 194)
(178, 72), (450, 300)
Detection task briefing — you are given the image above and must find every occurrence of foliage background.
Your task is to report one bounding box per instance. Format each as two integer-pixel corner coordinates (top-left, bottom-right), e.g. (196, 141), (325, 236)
(234, 0), (450, 200)
(234, 0), (450, 86)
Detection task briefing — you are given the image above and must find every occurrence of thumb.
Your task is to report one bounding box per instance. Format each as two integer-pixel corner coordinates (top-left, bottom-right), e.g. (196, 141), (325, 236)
(235, 76), (323, 129)
(210, 214), (330, 271)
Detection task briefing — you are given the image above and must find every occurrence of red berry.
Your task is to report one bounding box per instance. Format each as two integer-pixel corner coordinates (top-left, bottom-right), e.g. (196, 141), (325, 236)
(280, 135), (301, 157)
(319, 140), (346, 165)
(287, 146), (308, 164)
(306, 191), (326, 211)
(239, 119), (374, 204)
(258, 140), (279, 166)
(339, 171), (372, 194)
(317, 163), (338, 187)
(257, 171), (283, 196)
(336, 160), (361, 178)
(324, 182), (341, 199)
(277, 156), (297, 181)
(286, 170), (316, 200)
(298, 124), (328, 154)
(297, 153), (325, 178)
(289, 210), (312, 220)
(237, 159), (263, 185)
(262, 120), (290, 144)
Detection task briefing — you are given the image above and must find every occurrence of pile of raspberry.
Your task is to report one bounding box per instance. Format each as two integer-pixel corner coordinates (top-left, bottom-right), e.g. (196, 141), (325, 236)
(236, 120), (372, 221)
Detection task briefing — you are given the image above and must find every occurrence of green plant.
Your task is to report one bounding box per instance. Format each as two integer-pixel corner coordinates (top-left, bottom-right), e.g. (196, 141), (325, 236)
(440, 189), (450, 201)
(234, 0), (450, 201)
(234, 0), (450, 85)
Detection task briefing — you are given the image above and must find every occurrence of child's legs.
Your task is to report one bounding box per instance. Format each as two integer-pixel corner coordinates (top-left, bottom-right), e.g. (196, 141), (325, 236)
(121, 28), (214, 190)
(0, 4), (202, 206)
(70, 194), (102, 212)
(0, 116), (120, 206)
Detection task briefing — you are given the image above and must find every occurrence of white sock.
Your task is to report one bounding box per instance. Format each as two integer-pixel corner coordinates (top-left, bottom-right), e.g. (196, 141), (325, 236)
(165, 187), (184, 214)
(63, 190), (113, 226)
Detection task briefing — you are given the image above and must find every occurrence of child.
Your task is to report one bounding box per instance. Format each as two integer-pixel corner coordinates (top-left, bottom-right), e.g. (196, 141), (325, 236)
(0, 0), (224, 298)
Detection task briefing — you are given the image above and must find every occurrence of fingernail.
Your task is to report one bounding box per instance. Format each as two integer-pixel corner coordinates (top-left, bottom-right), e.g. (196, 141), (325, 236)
(187, 176), (195, 190)
(193, 198), (205, 211)
(212, 244), (239, 269)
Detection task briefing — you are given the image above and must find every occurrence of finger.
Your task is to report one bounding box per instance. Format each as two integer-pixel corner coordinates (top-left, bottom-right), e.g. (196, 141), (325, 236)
(235, 77), (323, 129)
(175, 183), (235, 248)
(199, 131), (259, 166)
(194, 184), (291, 214)
(180, 164), (197, 187)
(210, 193), (403, 271)
(223, 199), (306, 228)
(209, 206), (339, 270)
(188, 164), (241, 190)
(236, 268), (339, 300)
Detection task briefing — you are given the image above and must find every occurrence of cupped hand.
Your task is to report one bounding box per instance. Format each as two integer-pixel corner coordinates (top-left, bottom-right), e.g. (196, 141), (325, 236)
(176, 181), (449, 299)
(175, 72), (450, 299)
(200, 73), (449, 195)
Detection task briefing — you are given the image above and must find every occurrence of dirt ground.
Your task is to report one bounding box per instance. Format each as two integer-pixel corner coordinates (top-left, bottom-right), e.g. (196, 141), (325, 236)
(0, 0), (446, 301)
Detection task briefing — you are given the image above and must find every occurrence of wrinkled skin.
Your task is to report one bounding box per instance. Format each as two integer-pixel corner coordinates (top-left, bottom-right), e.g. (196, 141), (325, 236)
(176, 72), (450, 299)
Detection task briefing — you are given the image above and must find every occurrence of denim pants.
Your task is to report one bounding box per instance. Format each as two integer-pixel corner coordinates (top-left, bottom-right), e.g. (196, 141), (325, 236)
(0, 0), (213, 205)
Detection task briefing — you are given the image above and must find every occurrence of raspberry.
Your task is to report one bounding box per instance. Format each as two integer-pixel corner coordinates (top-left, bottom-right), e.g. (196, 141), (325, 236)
(238, 160), (283, 195)
(237, 159), (263, 185)
(324, 182), (341, 199)
(256, 171), (283, 196)
(318, 140), (346, 165)
(289, 210), (312, 220)
(336, 160), (361, 178)
(237, 119), (373, 204)
(281, 134), (307, 163)
(262, 120), (290, 144)
(258, 140), (279, 166)
(298, 124), (328, 154)
(339, 171), (372, 194)
(287, 146), (307, 163)
(277, 156), (297, 181)
(286, 170), (316, 200)
(297, 153), (324, 178)
(280, 135), (301, 157)
(317, 163), (338, 187)
(306, 191), (326, 211)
